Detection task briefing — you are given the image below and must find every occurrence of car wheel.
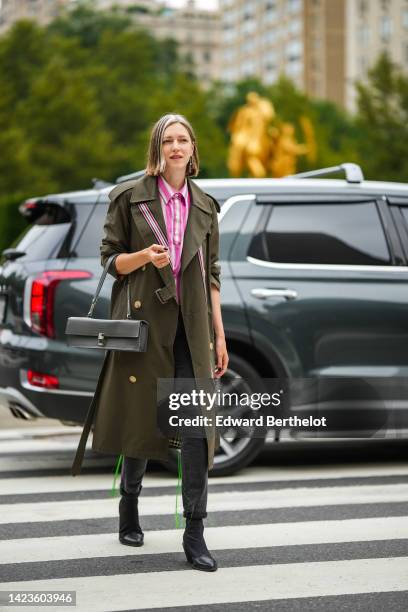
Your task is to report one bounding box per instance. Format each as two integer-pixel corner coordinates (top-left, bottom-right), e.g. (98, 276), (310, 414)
(162, 353), (268, 477)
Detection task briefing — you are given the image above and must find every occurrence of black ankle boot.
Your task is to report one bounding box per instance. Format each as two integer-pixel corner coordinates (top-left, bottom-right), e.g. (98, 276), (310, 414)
(182, 517), (217, 571)
(119, 485), (144, 547)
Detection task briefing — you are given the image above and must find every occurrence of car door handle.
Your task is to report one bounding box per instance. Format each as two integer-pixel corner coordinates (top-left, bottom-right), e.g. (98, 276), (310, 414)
(251, 288), (298, 301)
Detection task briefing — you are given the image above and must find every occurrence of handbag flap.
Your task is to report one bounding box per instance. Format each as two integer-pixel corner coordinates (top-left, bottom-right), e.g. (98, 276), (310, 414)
(65, 317), (148, 338)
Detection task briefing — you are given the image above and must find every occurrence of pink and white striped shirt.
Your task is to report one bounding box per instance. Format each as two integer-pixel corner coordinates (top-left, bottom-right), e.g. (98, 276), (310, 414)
(157, 175), (190, 303)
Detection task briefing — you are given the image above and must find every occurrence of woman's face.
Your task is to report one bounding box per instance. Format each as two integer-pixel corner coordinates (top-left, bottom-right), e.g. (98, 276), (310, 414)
(161, 122), (194, 173)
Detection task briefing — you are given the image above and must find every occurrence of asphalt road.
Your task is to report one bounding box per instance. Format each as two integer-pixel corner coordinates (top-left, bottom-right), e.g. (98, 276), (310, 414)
(0, 409), (407, 611)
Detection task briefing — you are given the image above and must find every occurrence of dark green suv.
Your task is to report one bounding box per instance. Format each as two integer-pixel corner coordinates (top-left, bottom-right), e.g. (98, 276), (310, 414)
(1, 163), (407, 475)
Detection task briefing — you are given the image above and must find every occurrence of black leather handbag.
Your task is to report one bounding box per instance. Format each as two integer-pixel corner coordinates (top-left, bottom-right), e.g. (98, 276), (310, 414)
(65, 254), (149, 352)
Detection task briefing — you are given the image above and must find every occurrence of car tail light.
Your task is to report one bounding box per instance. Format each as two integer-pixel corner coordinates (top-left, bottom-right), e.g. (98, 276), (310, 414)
(27, 370), (59, 389)
(26, 270), (92, 338)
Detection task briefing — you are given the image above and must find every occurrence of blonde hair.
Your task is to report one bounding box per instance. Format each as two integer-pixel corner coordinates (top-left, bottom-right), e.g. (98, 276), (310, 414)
(145, 113), (199, 177)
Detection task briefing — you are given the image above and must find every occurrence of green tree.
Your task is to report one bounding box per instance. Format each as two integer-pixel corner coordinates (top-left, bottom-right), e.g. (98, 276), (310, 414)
(0, 4), (232, 249)
(355, 51), (408, 181)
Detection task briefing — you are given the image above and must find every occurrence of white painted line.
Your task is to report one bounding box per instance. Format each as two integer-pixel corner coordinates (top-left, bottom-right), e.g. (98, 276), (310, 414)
(0, 440), (90, 454)
(1, 558), (407, 611)
(1, 463), (408, 492)
(0, 427), (82, 440)
(1, 484), (408, 524)
(1, 516), (407, 565)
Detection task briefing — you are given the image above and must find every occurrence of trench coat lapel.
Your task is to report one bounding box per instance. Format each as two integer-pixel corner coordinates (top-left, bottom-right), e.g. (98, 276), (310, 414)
(129, 175), (175, 293)
(181, 177), (212, 274)
(128, 174), (212, 291)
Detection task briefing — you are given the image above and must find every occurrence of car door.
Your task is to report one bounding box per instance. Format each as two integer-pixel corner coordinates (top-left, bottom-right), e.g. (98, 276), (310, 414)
(229, 192), (408, 435)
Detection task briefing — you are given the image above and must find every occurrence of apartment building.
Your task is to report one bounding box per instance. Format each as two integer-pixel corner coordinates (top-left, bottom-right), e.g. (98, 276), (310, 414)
(220, 0), (408, 112)
(134, 1), (221, 86)
(0, 0), (67, 31)
(346, 0), (408, 111)
(0, 0), (221, 86)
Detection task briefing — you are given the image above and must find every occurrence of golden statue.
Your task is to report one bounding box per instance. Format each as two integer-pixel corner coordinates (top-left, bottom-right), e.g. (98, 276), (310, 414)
(270, 122), (308, 177)
(227, 92), (276, 178)
(227, 92), (316, 178)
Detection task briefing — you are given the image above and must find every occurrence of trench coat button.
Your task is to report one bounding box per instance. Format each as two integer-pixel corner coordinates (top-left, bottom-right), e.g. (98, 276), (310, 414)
(209, 341), (214, 350)
(129, 375), (137, 383)
(134, 300), (142, 309)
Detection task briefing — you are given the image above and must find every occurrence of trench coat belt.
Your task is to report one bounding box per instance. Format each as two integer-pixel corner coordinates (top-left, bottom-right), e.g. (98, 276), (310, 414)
(155, 284), (177, 304)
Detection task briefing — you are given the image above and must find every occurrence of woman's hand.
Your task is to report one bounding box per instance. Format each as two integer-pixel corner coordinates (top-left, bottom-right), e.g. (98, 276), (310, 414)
(213, 334), (228, 379)
(146, 244), (171, 269)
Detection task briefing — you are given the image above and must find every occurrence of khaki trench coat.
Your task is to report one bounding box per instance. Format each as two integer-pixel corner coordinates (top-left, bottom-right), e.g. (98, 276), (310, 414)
(71, 173), (221, 475)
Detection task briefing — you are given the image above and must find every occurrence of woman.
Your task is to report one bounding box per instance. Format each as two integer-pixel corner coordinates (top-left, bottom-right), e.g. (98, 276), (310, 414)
(72, 113), (228, 572)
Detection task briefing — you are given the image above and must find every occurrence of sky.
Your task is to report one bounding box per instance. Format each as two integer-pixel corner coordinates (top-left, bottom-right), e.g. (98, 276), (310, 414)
(166, 0), (219, 10)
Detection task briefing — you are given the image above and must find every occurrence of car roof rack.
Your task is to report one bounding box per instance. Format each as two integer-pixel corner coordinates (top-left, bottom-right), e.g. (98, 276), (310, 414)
(115, 169), (146, 184)
(287, 163), (364, 184)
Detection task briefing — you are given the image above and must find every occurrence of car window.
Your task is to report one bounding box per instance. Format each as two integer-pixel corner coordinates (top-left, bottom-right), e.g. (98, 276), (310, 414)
(250, 201), (391, 265)
(74, 203), (108, 257)
(10, 223), (72, 260)
(9, 199), (94, 261)
(400, 207), (408, 226)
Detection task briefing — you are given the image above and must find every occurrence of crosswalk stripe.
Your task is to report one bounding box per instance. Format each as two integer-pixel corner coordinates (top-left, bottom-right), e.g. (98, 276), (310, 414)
(109, 592), (408, 612)
(1, 517), (407, 565)
(1, 462), (408, 489)
(2, 541), (408, 585)
(2, 475), (408, 507)
(2, 502), (408, 543)
(1, 557), (407, 611)
(0, 426), (82, 440)
(0, 439), (91, 454)
(1, 483), (408, 524)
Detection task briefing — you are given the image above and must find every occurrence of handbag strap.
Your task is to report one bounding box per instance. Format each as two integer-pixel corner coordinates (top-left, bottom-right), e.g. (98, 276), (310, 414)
(87, 254), (132, 320)
(71, 351), (110, 476)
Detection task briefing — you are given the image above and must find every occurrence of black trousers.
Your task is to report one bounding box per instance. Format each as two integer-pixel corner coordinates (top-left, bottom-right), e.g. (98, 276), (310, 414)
(120, 309), (208, 519)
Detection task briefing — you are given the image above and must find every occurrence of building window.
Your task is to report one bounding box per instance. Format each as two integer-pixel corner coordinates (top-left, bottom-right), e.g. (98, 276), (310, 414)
(286, 39), (303, 61)
(288, 0), (301, 13)
(242, 19), (256, 34)
(241, 59), (256, 76)
(264, 70), (277, 85)
(263, 30), (276, 45)
(359, 25), (370, 46)
(311, 57), (320, 70)
(286, 59), (302, 75)
(359, 55), (368, 74)
(265, 9), (277, 23)
(222, 67), (238, 81)
(242, 1), (255, 19)
(380, 15), (392, 42)
(359, 0), (368, 17)
(289, 19), (302, 35)
(223, 48), (234, 62)
(380, 0), (390, 12)
(242, 39), (255, 54)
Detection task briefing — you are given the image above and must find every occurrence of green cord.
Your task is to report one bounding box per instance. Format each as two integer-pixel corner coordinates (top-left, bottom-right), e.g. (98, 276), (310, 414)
(110, 454), (124, 497)
(175, 449), (185, 529)
(111, 451), (184, 527)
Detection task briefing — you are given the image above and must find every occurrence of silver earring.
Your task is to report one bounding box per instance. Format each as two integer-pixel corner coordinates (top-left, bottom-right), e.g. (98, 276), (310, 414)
(188, 157), (193, 174)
